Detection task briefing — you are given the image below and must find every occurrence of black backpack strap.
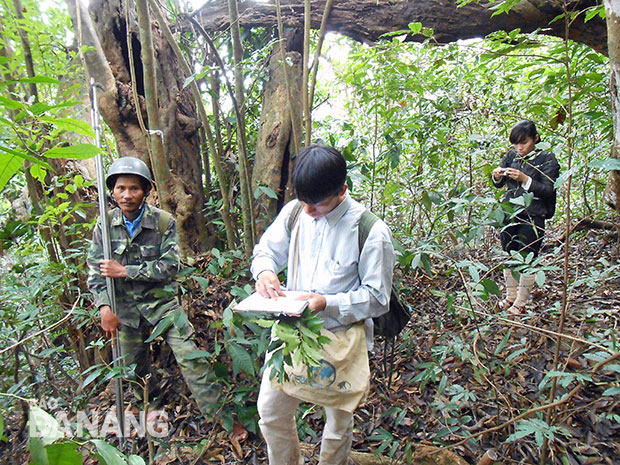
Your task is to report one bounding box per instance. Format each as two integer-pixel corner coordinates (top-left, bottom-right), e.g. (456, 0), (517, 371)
(286, 201), (303, 234)
(358, 209), (379, 252)
(359, 209), (411, 389)
(359, 209), (404, 253)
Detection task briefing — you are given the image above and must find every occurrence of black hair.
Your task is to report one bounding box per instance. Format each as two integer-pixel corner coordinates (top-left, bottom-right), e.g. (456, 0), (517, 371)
(509, 120), (540, 145)
(291, 144), (347, 204)
(109, 174), (152, 195)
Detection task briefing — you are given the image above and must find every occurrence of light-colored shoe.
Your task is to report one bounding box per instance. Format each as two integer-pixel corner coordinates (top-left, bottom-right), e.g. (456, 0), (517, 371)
(500, 268), (519, 309)
(507, 303), (527, 315)
(508, 274), (536, 313)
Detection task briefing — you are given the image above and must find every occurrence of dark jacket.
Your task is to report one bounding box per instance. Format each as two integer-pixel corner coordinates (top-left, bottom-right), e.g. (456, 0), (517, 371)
(493, 149), (560, 219)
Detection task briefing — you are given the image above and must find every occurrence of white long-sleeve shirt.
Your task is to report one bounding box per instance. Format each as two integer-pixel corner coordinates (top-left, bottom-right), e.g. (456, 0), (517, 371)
(251, 194), (396, 349)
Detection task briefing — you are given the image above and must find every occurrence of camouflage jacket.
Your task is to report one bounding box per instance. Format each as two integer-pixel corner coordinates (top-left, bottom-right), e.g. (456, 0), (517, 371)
(86, 204), (180, 329)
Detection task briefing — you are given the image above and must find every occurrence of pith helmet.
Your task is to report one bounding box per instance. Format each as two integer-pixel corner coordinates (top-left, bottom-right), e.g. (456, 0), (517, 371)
(105, 157), (153, 191)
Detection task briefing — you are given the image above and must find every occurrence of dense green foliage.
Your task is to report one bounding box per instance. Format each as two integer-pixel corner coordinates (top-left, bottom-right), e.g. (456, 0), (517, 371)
(315, 29), (611, 247)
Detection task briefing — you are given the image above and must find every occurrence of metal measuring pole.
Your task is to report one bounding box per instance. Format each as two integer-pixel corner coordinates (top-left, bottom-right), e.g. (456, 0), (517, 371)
(90, 78), (126, 447)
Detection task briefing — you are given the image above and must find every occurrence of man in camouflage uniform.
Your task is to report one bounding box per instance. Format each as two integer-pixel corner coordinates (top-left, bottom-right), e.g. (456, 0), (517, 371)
(87, 156), (218, 414)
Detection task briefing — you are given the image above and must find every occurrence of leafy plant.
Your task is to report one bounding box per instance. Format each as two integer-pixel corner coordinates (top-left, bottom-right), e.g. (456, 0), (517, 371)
(28, 405), (146, 465)
(506, 418), (570, 447)
(205, 248), (244, 279)
(257, 310), (331, 383)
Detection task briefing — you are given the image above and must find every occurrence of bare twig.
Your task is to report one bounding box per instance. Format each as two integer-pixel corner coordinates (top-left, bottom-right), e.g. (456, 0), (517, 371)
(307, 0), (334, 134)
(302, 0), (310, 145)
(0, 290), (80, 355)
(126, 0), (152, 161)
(273, 0), (300, 153)
(190, 402), (227, 465)
(471, 332), (515, 418)
(460, 306), (614, 355)
(143, 374), (154, 465)
(0, 392), (32, 402)
(542, 5), (577, 461)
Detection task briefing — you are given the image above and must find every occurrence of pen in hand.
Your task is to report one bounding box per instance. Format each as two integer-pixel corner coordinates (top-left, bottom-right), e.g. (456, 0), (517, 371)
(256, 270), (286, 299)
(267, 283), (285, 300)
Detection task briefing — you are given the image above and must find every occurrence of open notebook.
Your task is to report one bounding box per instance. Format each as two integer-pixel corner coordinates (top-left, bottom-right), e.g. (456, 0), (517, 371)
(233, 290), (309, 316)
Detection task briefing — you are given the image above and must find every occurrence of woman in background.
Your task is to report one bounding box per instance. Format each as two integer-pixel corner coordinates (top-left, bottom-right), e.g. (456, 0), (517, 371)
(492, 120), (560, 314)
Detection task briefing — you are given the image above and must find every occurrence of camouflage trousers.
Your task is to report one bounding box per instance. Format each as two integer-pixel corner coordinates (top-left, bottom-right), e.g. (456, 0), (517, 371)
(118, 312), (219, 415)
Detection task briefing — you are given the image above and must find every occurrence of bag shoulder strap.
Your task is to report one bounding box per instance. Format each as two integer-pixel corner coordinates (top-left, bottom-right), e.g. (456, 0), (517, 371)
(286, 201), (303, 234)
(286, 203), (388, 256)
(287, 204), (382, 251)
(157, 209), (172, 235)
(358, 209), (379, 252)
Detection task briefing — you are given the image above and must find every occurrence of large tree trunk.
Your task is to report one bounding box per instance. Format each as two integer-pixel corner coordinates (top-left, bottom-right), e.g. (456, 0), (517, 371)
(604, 0), (620, 213)
(253, 48), (303, 236)
(68, 0), (214, 256)
(189, 0), (607, 55)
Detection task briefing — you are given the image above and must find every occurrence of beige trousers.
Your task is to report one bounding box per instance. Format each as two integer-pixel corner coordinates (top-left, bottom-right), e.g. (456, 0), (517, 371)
(257, 368), (354, 465)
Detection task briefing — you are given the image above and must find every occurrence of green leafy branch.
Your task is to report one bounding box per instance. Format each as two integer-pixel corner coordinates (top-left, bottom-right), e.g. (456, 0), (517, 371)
(256, 310), (331, 383)
(506, 417), (570, 447)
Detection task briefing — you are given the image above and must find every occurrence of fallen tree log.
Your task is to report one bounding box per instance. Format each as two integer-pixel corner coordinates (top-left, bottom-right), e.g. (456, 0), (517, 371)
(188, 0), (607, 55)
(553, 217), (620, 244)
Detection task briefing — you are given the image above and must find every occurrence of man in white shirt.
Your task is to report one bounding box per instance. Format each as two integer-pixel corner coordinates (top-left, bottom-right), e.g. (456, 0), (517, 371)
(251, 144), (396, 465)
